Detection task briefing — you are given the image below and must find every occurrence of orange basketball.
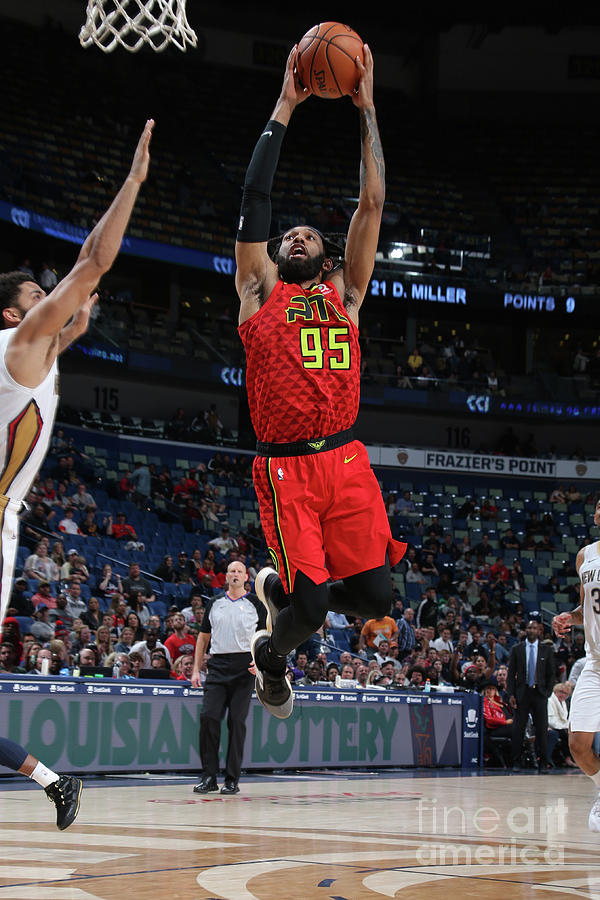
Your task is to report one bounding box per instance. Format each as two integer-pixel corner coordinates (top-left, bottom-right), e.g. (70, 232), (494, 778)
(296, 22), (364, 100)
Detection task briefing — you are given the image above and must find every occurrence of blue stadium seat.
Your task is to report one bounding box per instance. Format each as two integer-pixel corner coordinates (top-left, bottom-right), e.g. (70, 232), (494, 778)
(329, 627), (351, 653)
(147, 600), (167, 619)
(14, 616), (34, 634)
(406, 582), (424, 605)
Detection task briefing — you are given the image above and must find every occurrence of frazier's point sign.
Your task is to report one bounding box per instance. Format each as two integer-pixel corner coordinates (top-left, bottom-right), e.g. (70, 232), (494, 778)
(371, 446), (599, 481)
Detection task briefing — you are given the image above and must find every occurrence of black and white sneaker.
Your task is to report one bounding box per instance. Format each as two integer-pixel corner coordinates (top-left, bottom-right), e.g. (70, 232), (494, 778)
(45, 775), (82, 831)
(255, 567), (283, 633)
(251, 629), (294, 719)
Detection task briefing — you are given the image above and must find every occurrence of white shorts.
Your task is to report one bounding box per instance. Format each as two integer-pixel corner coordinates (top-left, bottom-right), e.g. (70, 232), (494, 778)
(569, 661), (600, 733)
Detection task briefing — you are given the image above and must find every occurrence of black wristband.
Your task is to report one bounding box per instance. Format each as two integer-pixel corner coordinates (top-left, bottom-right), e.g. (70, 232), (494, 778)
(237, 119), (286, 244)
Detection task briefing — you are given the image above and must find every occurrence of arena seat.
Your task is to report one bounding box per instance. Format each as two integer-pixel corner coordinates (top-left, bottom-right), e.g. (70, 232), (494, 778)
(14, 616), (34, 634)
(147, 600), (168, 619)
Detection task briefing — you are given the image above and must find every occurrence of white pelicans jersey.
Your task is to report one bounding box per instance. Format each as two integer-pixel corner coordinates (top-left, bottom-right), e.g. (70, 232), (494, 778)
(579, 541), (600, 666)
(0, 328), (59, 502)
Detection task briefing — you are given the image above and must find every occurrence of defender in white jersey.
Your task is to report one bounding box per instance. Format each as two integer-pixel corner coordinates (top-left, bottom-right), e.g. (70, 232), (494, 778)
(553, 499), (600, 832)
(0, 118), (153, 830)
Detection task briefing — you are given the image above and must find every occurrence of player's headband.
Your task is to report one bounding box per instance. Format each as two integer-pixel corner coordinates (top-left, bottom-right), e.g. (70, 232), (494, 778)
(267, 228), (346, 267)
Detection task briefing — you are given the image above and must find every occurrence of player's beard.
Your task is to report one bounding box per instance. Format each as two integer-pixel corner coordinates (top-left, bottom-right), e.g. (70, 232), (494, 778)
(277, 250), (326, 284)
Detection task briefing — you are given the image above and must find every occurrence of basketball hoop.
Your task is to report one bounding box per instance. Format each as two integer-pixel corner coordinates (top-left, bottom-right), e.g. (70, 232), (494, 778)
(79, 0), (197, 53)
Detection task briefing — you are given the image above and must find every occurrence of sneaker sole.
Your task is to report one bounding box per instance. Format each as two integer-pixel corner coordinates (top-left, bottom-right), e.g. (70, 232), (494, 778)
(251, 629), (294, 720)
(59, 778), (82, 831)
(255, 567), (280, 633)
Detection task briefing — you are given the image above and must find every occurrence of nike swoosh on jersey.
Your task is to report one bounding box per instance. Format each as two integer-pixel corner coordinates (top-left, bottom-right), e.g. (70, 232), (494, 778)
(344, 454), (357, 464)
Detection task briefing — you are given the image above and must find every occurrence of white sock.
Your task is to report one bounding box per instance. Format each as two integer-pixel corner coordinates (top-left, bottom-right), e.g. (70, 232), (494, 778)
(591, 770), (600, 789)
(29, 762), (60, 789)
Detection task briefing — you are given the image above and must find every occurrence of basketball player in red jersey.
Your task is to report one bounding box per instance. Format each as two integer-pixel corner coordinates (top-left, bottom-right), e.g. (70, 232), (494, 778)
(236, 45), (406, 718)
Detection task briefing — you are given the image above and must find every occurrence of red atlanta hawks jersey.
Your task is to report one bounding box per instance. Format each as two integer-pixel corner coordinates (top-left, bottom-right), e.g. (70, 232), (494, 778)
(238, 280), (360, 443)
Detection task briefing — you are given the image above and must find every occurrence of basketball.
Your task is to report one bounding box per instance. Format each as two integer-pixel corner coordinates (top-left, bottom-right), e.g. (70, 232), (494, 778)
(296, 22), (364, 100)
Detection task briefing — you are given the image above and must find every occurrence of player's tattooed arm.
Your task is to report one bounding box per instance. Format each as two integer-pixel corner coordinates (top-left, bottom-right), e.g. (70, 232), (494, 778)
(359, 106), (385, 196)
(335, 46), (383, 317)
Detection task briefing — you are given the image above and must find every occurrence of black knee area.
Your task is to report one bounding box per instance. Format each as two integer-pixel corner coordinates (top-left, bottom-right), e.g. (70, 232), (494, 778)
(341, 558), (393, 619)
(292, 570), (331, 632)
(269, 570), (330, 657)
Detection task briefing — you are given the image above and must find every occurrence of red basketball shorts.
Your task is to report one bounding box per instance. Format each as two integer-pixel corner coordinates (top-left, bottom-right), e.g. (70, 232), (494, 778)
(252, 440), (406, 594)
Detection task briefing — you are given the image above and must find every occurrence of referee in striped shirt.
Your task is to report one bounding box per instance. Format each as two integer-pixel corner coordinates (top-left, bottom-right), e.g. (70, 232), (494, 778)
(191, 560), (266, 794)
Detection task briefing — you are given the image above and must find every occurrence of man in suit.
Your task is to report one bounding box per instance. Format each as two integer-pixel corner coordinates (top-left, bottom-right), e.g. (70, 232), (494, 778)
(507, 619), (555, 772)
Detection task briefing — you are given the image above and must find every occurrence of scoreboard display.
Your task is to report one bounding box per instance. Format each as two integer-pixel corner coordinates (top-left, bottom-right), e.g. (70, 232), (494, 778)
(369, 275), (582, 319)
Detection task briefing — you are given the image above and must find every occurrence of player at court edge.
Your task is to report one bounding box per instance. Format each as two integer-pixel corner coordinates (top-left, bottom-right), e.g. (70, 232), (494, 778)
(235, 44), (406, 719)
(553, 497), (600, 832)
(0, 118), (154, 828)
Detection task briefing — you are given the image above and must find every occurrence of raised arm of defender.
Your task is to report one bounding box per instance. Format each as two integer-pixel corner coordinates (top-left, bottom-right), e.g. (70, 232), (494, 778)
(57, 293), (98, 355)
(6, 119), (154, 387)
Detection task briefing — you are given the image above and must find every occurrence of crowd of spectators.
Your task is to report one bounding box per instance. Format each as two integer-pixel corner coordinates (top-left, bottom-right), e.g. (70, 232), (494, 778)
(383, 333), (506, 397)
(277, 593), (584, 771)
(0, 422), (593, 774)
(0, 523), (587, 771)
(0, 428), (267, 687)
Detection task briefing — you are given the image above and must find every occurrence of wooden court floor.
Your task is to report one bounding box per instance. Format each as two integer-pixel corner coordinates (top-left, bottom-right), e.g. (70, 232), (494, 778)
(1, 770), (599, 899)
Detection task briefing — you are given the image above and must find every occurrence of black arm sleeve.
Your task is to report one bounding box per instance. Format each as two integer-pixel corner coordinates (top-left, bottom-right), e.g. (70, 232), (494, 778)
(236, 119), (286, 244)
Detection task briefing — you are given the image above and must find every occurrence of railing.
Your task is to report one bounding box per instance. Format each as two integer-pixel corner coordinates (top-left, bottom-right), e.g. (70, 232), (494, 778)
(94, 551), (164, 592)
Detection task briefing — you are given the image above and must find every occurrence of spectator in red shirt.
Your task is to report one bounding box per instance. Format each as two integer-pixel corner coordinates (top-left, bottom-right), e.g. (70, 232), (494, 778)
(475, 562), (492, 589)
(196, 555), (220, 589)
(173, 653), (194, 681)
(213, 560), (228, 590)
(183, 471), (200, 494)
(42, 477), (57, 503)
(31, 581), (57, 610)
(164, 612), (197, 662)
(173, 476), (192, 503)
(480, 499), (498, 521)
(482, 679), (513, 767)
(111, 597), (128, 633)
(490, 556), (510, 586)
(107, 512), (138, 542)
(119, 471), (133, 499)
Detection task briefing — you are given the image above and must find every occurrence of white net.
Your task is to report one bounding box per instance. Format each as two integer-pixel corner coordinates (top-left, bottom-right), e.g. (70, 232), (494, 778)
(79, 0), (198, 53)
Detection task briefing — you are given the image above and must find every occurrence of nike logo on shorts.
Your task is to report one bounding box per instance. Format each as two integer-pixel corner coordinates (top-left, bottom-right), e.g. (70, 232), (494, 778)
(344, 454), (357, 464)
